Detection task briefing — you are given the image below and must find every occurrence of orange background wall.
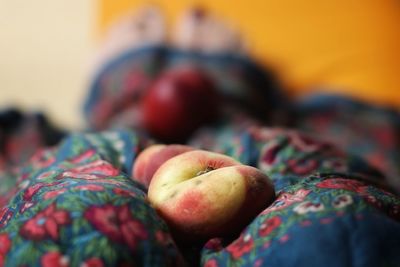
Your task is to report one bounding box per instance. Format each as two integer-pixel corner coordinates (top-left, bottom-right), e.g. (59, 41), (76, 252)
(99, 0), (400, 108)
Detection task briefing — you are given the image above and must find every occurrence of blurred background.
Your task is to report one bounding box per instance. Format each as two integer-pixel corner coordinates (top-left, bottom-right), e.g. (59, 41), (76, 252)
(0, 1), (96, 128)
(0, 0), (399, 128)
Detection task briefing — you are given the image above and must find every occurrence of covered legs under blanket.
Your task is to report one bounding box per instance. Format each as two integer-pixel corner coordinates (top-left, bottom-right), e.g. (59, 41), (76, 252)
(0, 127), (399, 267)
(1, 7), (400, 266)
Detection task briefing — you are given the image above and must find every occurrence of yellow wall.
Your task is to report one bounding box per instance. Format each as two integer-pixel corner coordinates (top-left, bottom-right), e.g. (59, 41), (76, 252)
(99, 0), (400, 108)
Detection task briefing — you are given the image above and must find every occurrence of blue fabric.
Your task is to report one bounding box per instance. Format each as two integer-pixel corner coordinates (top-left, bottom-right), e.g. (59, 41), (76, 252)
(294, 93), (400, 192)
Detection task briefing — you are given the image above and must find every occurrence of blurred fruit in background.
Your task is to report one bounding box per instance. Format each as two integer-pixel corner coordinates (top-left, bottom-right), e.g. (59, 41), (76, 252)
(141, 66), (219, 143)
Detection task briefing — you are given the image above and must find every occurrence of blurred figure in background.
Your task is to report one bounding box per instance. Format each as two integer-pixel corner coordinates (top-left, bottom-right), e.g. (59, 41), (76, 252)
(0, 2), (400, 267)
(99, 0), (400, 109)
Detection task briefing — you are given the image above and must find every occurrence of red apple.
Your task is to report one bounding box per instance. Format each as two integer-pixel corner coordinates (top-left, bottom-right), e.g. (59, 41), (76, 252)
(141, 66), (219, 142)
(132, 144), (194, 187)
(147, 150), (275, 242)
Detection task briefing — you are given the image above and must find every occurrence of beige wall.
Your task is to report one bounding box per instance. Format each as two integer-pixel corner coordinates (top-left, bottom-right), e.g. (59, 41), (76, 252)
(0, 0), (97, 129)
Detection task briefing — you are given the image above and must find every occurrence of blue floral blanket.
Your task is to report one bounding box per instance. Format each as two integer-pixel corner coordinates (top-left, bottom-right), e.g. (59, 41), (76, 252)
(0, 47), (399, 267)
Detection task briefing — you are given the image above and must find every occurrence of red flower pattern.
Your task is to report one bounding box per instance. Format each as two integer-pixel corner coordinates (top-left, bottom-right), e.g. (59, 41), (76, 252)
(20, 203), (71, 241)
(113, 188), (137, 198)
(75, 184), (104, 191)
(259, 216), (282, 237)
(363, 195), (383, 209)
(287, 158), (318, 175)
(36, 170), (58, 180)
(30, 148), (57, 169)
(41, 251), (69, 267)
(204, 258), (219, 267)
(260, 142), (285, 166)
(226, 233), (254, 259)
(262, 189), (311, 214)
(0, 233), (11, 267)
(289, 132), (329, 153)
(19, 201), (36, 213)
(67, 160), (120, 177)
(61, 172), (101, 180)
(0, 208), (13, 227)
(84, 204), (148, 250)
(23, 181), (62, 201)
(43, 188), (67, 200)
(317, 178), (368, 193)
(68, 149), (96, 164)
(81, 257), (104, 267)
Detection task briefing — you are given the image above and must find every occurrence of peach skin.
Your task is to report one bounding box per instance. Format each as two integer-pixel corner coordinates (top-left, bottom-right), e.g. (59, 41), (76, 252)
(148, 150), (275, 242)
(132, 144), (194, 187)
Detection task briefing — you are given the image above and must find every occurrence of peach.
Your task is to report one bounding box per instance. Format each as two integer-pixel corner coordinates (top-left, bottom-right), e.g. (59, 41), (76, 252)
(132, 144), (194, 187)
(148, 150), (275, 242)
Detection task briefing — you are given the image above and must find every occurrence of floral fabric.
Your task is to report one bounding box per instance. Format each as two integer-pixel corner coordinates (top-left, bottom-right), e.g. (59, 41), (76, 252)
(0, 126), (399, 266)
(0, 130), (183, 267)
(0, 46), (400, 266)
(294, 94), (400, 193)
(195, 126), (400, 267)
